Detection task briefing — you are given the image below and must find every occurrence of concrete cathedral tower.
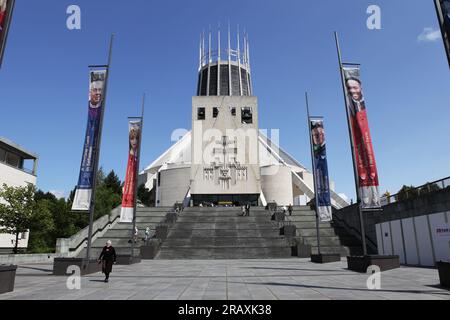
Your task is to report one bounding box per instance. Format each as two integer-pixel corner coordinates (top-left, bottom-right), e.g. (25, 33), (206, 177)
(191, 27), (260, 206)
(139, 27), (349, 209)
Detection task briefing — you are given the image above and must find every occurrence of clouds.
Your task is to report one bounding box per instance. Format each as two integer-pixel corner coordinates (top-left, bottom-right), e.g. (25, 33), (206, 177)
(418, 27), (442, 42)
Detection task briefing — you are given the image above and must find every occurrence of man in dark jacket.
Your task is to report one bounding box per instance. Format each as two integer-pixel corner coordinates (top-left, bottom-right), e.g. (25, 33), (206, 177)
(98, 240), (117, 283)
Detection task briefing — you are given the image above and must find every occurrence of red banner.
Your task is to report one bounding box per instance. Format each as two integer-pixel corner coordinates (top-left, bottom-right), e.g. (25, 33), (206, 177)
(0, 0), (14, 67)
(343, 66), (381, 209)
(120, 120), (142, 223)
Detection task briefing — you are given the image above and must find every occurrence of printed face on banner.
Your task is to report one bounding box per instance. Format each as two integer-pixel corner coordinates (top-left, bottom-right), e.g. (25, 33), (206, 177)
(343, 67), (381, 209)
(310, 119), (332, 222)
(89, 71), (105, 108)
(444, 1), (450, 42)
(0, 0), (10, 56)
(71, 69), (107, 211)
(120, 120), (142, 223)
(0, 1), (7, 29)
(345, 73), (366, 117)
(129, 123), (140, 157)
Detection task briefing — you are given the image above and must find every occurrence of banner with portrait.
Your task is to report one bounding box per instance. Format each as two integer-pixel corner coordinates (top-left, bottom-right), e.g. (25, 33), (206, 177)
(310, 118), (332, 222)
(72, 69), (107, 211)
(120, 120), (142, 223)
(0, 0), (14, 67)
(435, 0), (450, 67)
(343, 66), (380, 209)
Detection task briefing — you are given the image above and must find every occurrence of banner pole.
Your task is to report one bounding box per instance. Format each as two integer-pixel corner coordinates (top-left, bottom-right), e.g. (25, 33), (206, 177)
(334, 31), (367, 256)
(305, 92), (322, 256)
(130, 94), (146, 262)
(85, 34), (114, 261)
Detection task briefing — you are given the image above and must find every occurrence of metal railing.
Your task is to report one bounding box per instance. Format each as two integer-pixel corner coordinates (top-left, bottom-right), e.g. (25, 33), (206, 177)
(380, 176), (450, 206)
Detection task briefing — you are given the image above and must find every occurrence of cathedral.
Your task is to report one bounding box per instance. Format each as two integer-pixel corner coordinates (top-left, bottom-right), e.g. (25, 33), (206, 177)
(139, 29), (348, 209)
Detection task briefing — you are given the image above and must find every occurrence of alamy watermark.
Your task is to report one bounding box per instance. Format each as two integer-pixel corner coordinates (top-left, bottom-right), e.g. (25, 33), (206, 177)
(66, 265), (81, 290)
(66, 5), (81, 30)
(366, 265), (381, 290)
(367, 5), (381, 30)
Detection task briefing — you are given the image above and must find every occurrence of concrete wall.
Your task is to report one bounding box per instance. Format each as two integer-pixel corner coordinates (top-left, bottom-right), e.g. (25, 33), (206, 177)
(0, 163), (37, 250)
(56, 206), (121, 257)
(334, 188), (450, 256)
(261, 165), (293, 206)
(376, 212), (450, 266)
(191, 96), (261, 196)
(0, 253), (61, 265)
(0, 162), (37, 188)
(157, 166), (191, 207)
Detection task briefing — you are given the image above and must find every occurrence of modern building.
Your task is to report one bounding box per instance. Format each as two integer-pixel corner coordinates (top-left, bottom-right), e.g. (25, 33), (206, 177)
(0, 137), (38, 253)
(139, 30), (349, 209)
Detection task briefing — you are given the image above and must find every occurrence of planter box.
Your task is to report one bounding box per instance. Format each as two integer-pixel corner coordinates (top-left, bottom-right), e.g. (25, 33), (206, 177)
(437, 261), (450, 288)
(291, 244), (312, 258)
(116, 255), (142, 265)
(0, 265), (17, 294)
(311, 254), (341, 264)
(347, 255), (400, 273)
(140, 240), (161, 259)
(53, 258), (101, 276)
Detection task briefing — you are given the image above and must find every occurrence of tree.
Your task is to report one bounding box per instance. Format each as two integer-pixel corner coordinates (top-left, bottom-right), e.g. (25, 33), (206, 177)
(137, 184), (152, 207)
(396, 185), (418, 202)
(0, 184), (36, 254)
(104, 170), (122, 197)
(27, 199), (55, 253)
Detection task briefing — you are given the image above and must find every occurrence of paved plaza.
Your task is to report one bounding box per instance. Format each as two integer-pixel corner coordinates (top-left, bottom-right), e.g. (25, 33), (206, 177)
(1, 258), (449, 300)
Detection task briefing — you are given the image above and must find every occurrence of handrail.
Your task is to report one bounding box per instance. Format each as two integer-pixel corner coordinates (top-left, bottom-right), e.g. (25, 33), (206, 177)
(332, 210), (378, 252)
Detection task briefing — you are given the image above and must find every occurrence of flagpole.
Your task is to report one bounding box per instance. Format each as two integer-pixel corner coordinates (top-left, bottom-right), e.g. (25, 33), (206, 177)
(305, 92), (322, 256)
(129, 94), (146, 262)
(334, 31), (367, 256)
(86, 34), (114, 261)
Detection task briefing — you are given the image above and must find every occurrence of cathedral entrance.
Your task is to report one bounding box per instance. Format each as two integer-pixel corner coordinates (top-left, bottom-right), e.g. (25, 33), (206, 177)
(191, 194), (259, 207)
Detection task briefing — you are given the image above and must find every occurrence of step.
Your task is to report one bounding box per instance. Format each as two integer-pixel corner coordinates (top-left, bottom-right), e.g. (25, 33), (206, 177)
(300, 236), (345, 247)
(94, 237), (153, 247)
(179, 212), (270, 218)
(309, 246), (350, 256)
(162, 237), (288, 247)
(167, 229), (281, 238)
(289, 222), (332, 229)
(135, 217), (167, 223)
(155, 247), (292, 260)
(105, 229), (156, 238)
(296, 228), (338, 237)
(177, 216), (271, 223)
(288, 216), (317, 222)
(115, 222), (164, 229)
(78, 247), (141, 258)
(169, 222), (277, 229)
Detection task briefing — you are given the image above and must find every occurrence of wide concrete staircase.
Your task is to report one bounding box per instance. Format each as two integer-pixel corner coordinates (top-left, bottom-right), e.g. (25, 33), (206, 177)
(288, 206), (366, 256)
(155, 207), (293, 259)
(77, 207), (170, 259)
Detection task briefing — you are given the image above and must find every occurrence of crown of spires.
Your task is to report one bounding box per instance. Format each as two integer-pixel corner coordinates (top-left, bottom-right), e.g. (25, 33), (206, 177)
(198, 24), (251, 73)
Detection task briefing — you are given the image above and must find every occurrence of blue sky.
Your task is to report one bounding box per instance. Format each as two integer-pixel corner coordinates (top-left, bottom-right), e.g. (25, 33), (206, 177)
(1, 0), (449, 201)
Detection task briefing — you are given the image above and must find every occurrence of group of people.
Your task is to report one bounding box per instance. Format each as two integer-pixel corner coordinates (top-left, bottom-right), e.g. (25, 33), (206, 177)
(240, 203), (251, 216)
(283, 204), (294, 216)
(128, 226), (152, 244)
